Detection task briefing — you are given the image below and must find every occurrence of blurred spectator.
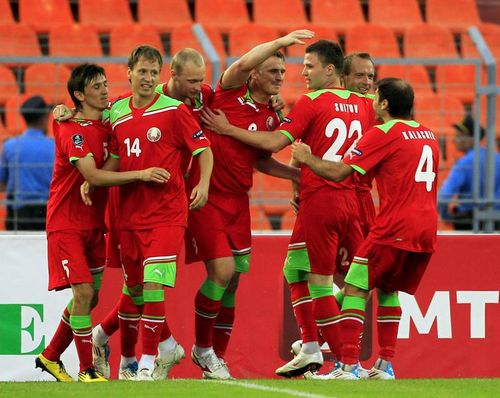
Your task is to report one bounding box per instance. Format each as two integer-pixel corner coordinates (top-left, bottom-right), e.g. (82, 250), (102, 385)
(0, 95), (54, 230)
(438, 114), (500, 230)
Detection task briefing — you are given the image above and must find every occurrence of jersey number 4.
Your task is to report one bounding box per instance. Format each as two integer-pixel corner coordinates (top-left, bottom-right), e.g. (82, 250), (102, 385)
(322, 118), (362, 162)
(415, 144), (436, 192)
(124, 137), (142, 157)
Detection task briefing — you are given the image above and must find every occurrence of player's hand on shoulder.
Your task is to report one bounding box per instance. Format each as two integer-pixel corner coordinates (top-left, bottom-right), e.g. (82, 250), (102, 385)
(139, 167), (170, 183)
(53, 104), (75, 122)
(279, 30), (315, 47)
(291, 140), (312, 164)
(201, 108), (231, 135)
(271, 94), (285, 112)
(189, 183), (209, 210)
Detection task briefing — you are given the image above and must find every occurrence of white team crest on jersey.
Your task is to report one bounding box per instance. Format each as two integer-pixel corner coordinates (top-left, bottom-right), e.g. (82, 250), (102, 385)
(147, 127), (162, 142)
(266, 116), (275, 130)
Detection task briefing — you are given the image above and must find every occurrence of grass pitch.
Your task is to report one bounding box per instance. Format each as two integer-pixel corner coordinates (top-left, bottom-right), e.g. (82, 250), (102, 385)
(1, 378), (499, 398)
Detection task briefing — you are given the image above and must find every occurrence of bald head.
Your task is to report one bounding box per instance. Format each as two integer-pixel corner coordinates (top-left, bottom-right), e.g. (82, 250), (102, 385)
(171, 48), (205, 75)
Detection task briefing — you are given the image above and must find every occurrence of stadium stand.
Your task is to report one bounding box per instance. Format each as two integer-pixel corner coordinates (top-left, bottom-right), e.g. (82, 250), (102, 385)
(228, 23), (278, 57)
(286, 25), (338, 57)
(377, 64), (434, 96)
(4, 94), (30, 136)
(0, 65), (19, 106)
(49, 24), (103, 58)
(195, 0), (249, 34)
(404, 23), (458, 58)
(101, 63), (131, 99)
(137, 0), (192, 32)
(253, 0), (308, 34)
(0, 0), (15, 25)
(461, 22), (500, 59)
(426, 0), (481, 33)
(250, 204), (272, 230)
(24, 63), (71, 104)
(435, 64), (477, 105)
(280, 64), (306, 107)
(109, 24), (163, 57)
(19, 0), (74, 33)
(345, 23), (401, 58)
(310, 0), (365, 35)
(368, 0), (423, 35)
(0, 24), (41, 60)
(79, 0), (133, 33)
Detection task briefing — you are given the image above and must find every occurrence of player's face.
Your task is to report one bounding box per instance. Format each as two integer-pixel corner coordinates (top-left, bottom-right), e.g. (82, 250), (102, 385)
(343, 57), (375, 94)
(251, 56), (286, 96)
(454, 131), (473, 153)
(302, 52), (330, 91)
(82, 74), (109, 111)
(373, 90), (388, 119)
(173, 62), (206, 101)
(128, 56), (161, 100)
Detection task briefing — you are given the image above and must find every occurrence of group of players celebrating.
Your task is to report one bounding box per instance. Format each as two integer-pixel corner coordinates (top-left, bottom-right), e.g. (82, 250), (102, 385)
(34, 29), (439, 382)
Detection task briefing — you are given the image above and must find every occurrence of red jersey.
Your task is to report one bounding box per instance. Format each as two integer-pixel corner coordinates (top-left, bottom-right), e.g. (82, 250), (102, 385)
(191, 83), (282, 194)
(356, 93), (378, 193)
(279, 88), (373, 199)
(46, 118), (110, 232)
(109, 93), (210, 230)
(344, 119), (439, 252)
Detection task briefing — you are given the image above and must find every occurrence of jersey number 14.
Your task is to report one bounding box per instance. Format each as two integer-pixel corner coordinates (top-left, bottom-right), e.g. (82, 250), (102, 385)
(124, 137), (142, 157)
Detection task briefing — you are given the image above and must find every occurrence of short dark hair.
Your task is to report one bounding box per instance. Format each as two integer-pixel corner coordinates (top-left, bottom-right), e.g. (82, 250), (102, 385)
(128, 45), (163, 70)
(20, 95), (50, 125)
(305, 40), (343, 73)
(67, 63), (106, 110)
(342, 52), (374, 76)
(375, 77), (414, 119)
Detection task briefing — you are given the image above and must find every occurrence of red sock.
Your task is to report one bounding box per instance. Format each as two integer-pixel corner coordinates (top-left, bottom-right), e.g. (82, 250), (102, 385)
(311, 295), (341, 359)
(289, 281), (318, 343)
(118, 294), (142, 358)
(43, 305), (73, 361)
(141, 301), (165, 356)
(338, 296), (366, 365)
(213, 306), (235, 359)
(70, 315), (93, 372)
(377, 305), (402, 361)
(195, 290), (222, 348)
(101, 300), (120, 336)
(159, 316), (172, 341)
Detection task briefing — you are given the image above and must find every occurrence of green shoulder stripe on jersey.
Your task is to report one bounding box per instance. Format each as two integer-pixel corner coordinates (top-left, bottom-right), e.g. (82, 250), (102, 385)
(365, 93), (375, 100)
(375, 119), (420, 133)
(155, 83), (166, 95)
(192, 147), (208, 156)
(109, 97), (132, 125)
(277, 109), (284, 122)
(70, 153), (94, 164)
(101, 108), (110, 123)
(144, 94), (182, 114)
(279, 129), (294, 143)
(305, 88), (365, 101)
(350, 164), (366, 175)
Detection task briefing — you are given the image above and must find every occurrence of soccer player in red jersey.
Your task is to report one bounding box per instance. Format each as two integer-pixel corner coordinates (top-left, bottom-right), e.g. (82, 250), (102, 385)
(186, 30), (312, 379)
(291, 77), (439, 380)
(105, 45), (213, 381)
(202, 40), (374, 377)
(35, 63), (169, 383)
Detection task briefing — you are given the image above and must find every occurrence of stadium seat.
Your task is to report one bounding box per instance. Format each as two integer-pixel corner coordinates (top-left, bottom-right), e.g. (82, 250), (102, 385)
(280, 208), (297, 230)
(258, 173), (292, 217)
(0, 24), (41, 60)
(137, 0), (192, 32)
(435, 64), (478, 105)
(109, 24), (163, 57)
(426, 0), (481, 34)
(345, 24), (400, 58)
(228, 23), (279, 57)
(102, 63), (130, 100)
(413, 93), (465, 137)
(368, 0), (423, 35)
(195, 0), (249, 34)
(79, 0), (133, 33)
(0, 0), (14, 25)
(250, 204), (272, 230)
(376, 64), (433, 96)
(49, 24), (103, 58)
(281, 64), (306, 107)
(0, 65), (20, 106)
(310, 0), (365, 35)
(24, 64), (71, 104)
(286, 25), (338, 58)
(4, 94), (31, 136)
(462, 23), (500, 59)
(404, 24), (458, 58)
(253, 0), (307, 33)
(19, 0), (74, 33)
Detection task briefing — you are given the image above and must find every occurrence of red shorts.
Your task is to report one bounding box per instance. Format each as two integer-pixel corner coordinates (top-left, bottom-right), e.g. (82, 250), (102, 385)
(355, 240), (432, 294)
(356, 190), (376, 238)
(47, 229), (106, 291)
(302, 188), (362, 276)
(120, 226), (184, 287)
(186, 192), (251, 263)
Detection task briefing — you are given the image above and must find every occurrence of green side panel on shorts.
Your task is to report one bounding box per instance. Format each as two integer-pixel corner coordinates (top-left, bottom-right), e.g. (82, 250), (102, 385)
(221, 291), (236, 308)
(278, 129), (294, 143)
(284, 247), (310, 273)
(143, 289), (164, 303)
(283, 267), (308, 284)
(132, 295), (144, 306)
(143, 261), (177, 287)
(344, 261), (369, 291)
(234, 253), (250, 274)
(69, 315), (92, 330)
(341, 295), (366, 312)
(122, 285), (130, 296)
(377, 291), (401, 307)
(66, 299), (74, 314)
(335, 290), (345, 306)
(92, 271), (103, 290)
(200, 279), (226, 301)
(308, 283), (333, 299)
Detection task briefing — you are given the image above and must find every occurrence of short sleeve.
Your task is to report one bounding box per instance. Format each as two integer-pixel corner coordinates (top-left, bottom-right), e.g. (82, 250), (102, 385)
(344, 126), (391, 174)
(279, 95), (313, 141)
(175, 104), (210, 155)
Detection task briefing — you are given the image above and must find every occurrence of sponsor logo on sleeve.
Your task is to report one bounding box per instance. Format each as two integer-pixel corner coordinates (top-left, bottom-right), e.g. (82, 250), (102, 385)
(72, 134), (84, 150)
(352, 148), (363, 156)
(283, 117), (292, 124)
(192, 130), (205, 140)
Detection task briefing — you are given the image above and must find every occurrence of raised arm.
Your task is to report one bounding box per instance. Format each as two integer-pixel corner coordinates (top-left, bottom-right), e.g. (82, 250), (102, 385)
(221, 29), (314, 89)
